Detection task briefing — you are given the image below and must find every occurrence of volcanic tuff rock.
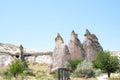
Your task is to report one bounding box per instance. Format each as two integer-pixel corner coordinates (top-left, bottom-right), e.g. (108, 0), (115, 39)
(68, 30), (85, 60)
(0, 43), (52, 66)
(0, 29), (103, 68)
(51, 33), (71, 70)
(51, 29), (103, 70)
(83, 29), (103, 62)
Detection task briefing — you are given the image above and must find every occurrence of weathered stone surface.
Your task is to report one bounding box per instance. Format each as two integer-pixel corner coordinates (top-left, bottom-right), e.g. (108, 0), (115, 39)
(26, 55), (52, 64)
(68, 30), (85, 60)
(19, 45), (25, 61)
(51, 33), (71, 71)
(0, 43), (53, 66)
(0, 29), (103, 68)
(83, 29), (103, 62)
(0, 54), (13, 67)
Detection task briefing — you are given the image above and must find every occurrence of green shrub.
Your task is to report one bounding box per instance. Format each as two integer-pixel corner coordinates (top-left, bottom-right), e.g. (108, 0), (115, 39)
(70, 71), (79, 78)
(8, 59), (26, 79)
(71, 60), (95, 78)
(66, 59), (83, 71)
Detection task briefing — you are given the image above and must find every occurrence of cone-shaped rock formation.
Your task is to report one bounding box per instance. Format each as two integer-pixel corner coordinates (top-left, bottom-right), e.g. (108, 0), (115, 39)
(68, 30), (85, 60)
(83, 29), (103, 62)
(52, 33), (71, 71)
(51, 29), (103, 71)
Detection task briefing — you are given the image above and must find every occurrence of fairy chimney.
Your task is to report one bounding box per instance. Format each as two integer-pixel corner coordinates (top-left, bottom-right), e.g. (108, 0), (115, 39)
(51, 33), (71, 71)
(83, 29), (103, 62)
(68, 30), (85, 60)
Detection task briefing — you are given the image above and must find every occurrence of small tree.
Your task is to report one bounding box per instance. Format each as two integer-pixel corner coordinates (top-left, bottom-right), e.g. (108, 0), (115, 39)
(93, 51), (119, 78)
(9, 59), (26, 79)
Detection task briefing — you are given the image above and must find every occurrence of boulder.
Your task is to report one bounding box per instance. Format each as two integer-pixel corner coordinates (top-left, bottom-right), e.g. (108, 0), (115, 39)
(68, 30), (85, 60)
(83, 29), (103, 62)
(51, 33), (71, 71)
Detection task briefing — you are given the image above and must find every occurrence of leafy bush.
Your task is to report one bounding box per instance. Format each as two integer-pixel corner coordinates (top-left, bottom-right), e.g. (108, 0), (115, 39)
(66, 59), (83, 71)
(93, 51), (119, 77)
(70, 71), (79, 78)
(71, 60), (95, 78)
(8, 59), (26, 79)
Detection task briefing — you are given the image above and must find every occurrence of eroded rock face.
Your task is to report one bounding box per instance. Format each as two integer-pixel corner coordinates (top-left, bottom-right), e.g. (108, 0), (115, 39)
(83, 29), (103, 62)
(0, 54), (13, 67)
(68, 30), (85, 60)
(26, 55), (52, 64)
(51, 33), (71, 71)
(0, 43), (53, 66)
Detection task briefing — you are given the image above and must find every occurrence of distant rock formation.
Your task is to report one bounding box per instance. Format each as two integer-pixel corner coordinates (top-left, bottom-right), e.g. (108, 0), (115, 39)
(68, 30), (85, 60)
(51, 33), (71, 71)
(0, 29), (103, 68)
(0, 43), (53, 66)
(83, 29), (103, 62)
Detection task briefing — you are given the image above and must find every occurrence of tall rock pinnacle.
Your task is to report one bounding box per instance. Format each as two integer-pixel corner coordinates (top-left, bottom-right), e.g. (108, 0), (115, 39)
(83, 29), (103, 62)
(68, 30), (85, 60)
(51, 33), (71, 71)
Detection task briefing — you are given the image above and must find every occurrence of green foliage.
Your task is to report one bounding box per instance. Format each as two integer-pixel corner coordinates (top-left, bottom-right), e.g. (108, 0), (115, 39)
(66, 59), (83, 71)
(8, 59), (26, 79)
(71, 60), (95, 78)
(93, 51), (119, 77)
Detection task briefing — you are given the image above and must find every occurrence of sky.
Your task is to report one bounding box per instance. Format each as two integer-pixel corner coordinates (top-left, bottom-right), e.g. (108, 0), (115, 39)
(0, 0), (120, 51)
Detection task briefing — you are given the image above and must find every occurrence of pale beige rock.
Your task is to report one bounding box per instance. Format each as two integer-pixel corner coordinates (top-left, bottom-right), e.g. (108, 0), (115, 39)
(68, 30), (85, 60)
(83, 29), (103, 62)
(51, 33), (71, 71)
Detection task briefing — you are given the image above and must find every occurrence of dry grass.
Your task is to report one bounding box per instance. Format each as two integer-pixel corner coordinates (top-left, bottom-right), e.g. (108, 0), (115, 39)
(23, 62), (98, 80)
(0, 66), (8, 71)
(70, 78), (97, 80)
(0, 63), (97, 80)
(28, 62), (48, 71)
